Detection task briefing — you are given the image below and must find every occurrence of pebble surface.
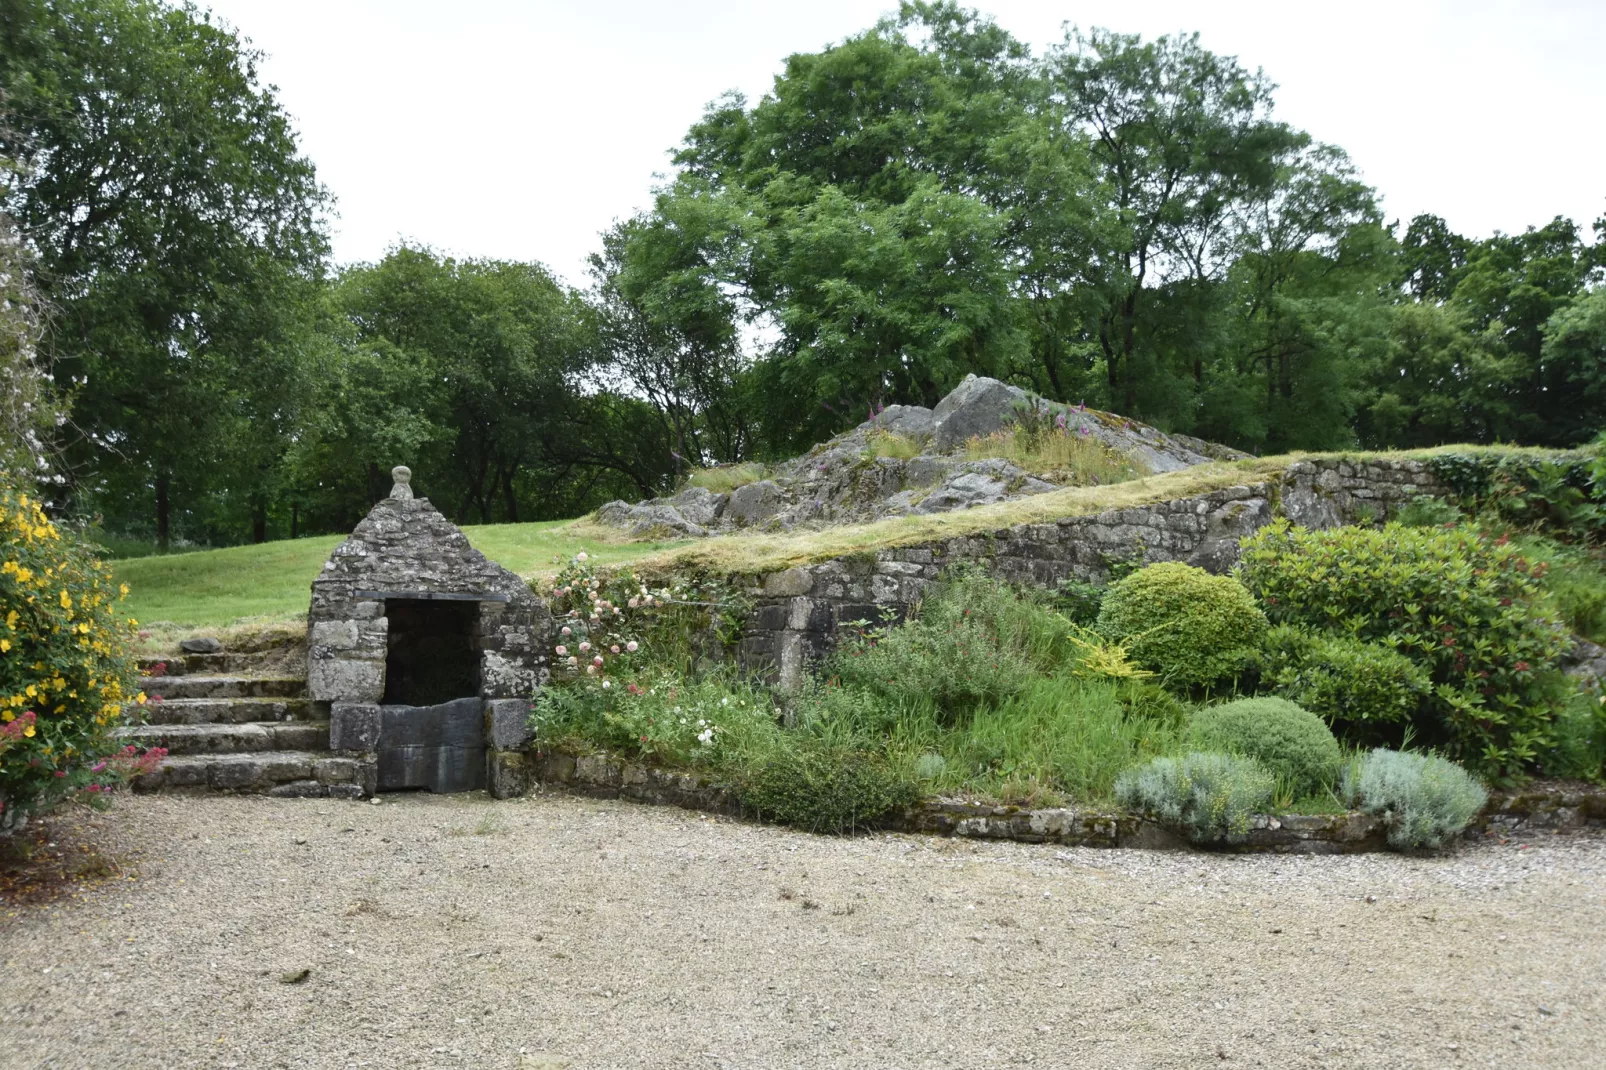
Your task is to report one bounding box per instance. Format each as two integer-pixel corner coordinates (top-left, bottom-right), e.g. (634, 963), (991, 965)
(3, 792), (1604, 1069)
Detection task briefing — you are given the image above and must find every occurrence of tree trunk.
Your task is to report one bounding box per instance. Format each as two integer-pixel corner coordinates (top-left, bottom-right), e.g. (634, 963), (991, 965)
(251, 497), (267, 544)
(290, 503), (299, 540)
(366, 461), (385, 505)
(155, 475), (170, 553)
(501, 466), (520, 524)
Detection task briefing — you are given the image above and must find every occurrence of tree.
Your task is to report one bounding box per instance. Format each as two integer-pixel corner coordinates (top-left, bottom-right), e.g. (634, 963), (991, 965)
(0, 0), (329, 546)
(589, 194), (751, 479)
(295, 247), (605, 529)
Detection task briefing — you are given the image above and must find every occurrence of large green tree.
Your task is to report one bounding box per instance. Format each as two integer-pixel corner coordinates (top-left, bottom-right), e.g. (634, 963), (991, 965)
(0, 0), (329, 546)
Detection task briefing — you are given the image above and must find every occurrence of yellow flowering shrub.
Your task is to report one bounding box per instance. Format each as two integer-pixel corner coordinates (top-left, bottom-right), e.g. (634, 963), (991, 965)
(1, 476), (142, 823)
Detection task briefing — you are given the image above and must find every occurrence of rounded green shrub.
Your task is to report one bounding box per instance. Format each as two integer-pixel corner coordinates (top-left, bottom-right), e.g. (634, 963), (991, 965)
(1095, 562), (1267, 688)
(1260, 626), (1432, 729)
(1342, 748), (1488, 850)
(1114, 752), (1275, 844)
(735, 744), (920, 834)
(1188, 697), (1342, 796)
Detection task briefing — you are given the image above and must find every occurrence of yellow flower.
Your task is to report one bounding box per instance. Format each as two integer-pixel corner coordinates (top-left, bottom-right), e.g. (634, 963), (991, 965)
(119, 583), (130, 598)
(1, 710), (12, 723)
(0, 638), (9, 653)
(25, 684), (37, 697)
(22, 725), (34, 737)
(59, 588), (72, 609)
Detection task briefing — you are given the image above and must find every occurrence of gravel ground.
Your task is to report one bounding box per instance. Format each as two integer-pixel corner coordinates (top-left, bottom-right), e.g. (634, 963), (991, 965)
(3, 792), (1605, 1070)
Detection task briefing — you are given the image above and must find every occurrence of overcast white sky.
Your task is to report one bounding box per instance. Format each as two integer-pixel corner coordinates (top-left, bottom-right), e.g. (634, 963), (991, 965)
(200, 0), (1606, 285)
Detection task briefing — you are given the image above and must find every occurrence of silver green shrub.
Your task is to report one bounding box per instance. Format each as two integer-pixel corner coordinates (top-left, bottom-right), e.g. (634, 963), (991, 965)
(1341, 748), (1488, 850)
(1114, 752), (1275, 844)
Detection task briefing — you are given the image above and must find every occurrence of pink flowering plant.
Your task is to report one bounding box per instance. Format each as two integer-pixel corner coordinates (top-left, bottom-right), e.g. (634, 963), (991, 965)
(541, 551), (667, 685)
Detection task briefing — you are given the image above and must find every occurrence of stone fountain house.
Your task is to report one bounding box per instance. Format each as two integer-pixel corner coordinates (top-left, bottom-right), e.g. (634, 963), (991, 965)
(307, 467), (548, 793)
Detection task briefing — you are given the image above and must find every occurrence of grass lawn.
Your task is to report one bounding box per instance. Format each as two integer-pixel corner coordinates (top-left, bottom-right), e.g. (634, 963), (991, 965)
(111, 519), (688, 632)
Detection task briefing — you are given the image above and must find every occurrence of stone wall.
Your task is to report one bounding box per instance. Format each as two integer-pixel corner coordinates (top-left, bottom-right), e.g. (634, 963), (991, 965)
(738, 457), (1444, 686)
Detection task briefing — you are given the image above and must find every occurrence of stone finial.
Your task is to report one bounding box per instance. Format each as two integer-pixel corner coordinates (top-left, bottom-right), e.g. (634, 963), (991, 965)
(389, 466), (414, 500)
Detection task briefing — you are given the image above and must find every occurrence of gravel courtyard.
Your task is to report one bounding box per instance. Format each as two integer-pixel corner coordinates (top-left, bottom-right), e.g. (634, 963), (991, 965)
(3, 793), (1604, 1070)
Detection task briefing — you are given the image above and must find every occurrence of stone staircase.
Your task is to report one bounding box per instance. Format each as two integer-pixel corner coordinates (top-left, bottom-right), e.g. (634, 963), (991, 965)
(121, 643), (372, 798)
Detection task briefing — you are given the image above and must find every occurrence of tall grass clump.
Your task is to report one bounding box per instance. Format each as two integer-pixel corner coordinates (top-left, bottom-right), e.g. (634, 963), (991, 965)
(962, 411), (1141, 486)
(1342, 749), (1488, 850)
(684, 463), (768, 494)
(863, 429), (924, 461)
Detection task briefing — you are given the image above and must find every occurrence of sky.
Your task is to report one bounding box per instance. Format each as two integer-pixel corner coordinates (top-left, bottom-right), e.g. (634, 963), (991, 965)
(200, 0), (1606, 285)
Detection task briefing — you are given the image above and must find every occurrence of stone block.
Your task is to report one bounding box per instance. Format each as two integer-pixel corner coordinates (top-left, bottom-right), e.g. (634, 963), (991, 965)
(484, 697), (532, 750)
(313, 756), (361, 784)
(309, 620), (358, 651)
(762, 566), (814, 598)
(330, 702), (382, 751)
(481, 651), (537, 699)
(489, 751), (533, 799)
(308, 656), (384, 704)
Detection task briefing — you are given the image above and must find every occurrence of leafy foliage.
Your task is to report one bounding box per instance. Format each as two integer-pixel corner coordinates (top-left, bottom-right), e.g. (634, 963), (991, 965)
(1115, 752), (1276, 844)
(1, 479), (143, 821)
(1341, 748), (1488, 850)
(1239, 521), (1575, 778)
(1259, 626), (1433, 732)
(1096, 562), (1268, 688)
(1187, 697), (1343, 797)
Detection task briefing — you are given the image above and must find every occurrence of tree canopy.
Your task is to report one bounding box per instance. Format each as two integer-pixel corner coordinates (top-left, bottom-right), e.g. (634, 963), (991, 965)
(1, 0), (1601, 550)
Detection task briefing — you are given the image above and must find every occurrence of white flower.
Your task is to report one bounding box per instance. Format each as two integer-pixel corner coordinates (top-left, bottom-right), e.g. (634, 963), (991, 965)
(721, 697), (730, 706)
(697, 727), (715, 745)
(576, 552), (589, 562)
(626, 641), (639, 653)
(610, 645), (621, 654)
(586, 664), (597, 675)
(567, 656), (578, 667)
(555, 645), (568, 656)
(601, 680), (612, 690)
(579, 641), (591, 653)
(561, 626), (571, 637)
(628, 597), (639, 608)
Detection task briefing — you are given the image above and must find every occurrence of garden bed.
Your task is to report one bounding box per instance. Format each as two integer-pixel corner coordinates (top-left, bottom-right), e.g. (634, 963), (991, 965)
(492, 748), (1606, 855)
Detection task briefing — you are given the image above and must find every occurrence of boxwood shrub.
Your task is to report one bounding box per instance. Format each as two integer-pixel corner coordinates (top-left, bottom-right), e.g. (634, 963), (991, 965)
(1095, 562), (1267, 689)
(1259, 625), (1433, 733)
(1188, 696), (1343, 797)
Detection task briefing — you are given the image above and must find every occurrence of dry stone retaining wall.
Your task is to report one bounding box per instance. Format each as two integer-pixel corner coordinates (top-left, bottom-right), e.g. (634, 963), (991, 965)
(738, 457), (1445, 686)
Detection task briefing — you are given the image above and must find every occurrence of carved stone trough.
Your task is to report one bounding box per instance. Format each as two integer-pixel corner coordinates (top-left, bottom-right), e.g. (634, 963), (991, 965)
(307, 467), (549, 793)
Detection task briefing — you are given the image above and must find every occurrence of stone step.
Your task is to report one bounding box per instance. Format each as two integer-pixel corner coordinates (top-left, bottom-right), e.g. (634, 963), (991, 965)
(131, 750), (369, 797)
(138, 651), (291, 677)
(140, 696), (313, 725)
(115, 721), (329, 755)
(141, 674), (307, 700)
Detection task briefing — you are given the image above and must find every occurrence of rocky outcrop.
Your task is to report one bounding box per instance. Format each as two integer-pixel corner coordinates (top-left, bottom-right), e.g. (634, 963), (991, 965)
(595, 376), (1248, 537)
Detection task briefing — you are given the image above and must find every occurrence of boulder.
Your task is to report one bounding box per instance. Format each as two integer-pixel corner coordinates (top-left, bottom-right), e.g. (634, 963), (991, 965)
(668, 486), (727, 527)
(180, 636), (223, 654)
(931, 375), (1030, 452)
(725, 480), (788, 527)
(871, 404), (936, 440)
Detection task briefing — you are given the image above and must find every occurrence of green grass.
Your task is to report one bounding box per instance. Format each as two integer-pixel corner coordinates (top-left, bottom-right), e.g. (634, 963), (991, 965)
(111, 519), (688, 632)
(684, 463), (769, 494)
(863, 429), (925, 461)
